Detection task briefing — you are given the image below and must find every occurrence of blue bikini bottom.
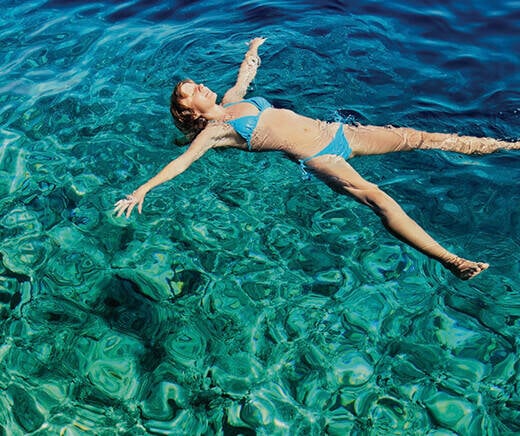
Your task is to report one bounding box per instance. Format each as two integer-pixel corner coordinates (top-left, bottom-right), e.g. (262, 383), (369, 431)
(299, 124), (352, 176)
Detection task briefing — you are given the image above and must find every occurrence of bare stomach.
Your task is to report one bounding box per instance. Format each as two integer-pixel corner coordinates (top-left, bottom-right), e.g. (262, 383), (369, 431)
(250, 108), (342, 159)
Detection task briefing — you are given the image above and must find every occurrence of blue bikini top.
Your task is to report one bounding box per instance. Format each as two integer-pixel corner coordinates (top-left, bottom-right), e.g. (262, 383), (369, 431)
(223, 97), (272, 150)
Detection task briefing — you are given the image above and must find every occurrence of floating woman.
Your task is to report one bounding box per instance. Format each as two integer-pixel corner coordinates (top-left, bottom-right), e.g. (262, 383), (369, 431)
(115, 38), (519, 280)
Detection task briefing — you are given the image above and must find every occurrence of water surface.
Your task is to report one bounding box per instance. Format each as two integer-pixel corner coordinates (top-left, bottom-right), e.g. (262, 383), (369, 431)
(1, 0), (519, 434)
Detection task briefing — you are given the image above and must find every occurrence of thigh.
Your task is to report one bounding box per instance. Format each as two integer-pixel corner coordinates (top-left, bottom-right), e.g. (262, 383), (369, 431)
(305, 153), (378, 197)
(344, 125), (423, 157)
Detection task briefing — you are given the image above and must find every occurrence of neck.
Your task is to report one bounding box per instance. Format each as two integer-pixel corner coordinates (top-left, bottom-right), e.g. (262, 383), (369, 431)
(201, 104), (227, 121)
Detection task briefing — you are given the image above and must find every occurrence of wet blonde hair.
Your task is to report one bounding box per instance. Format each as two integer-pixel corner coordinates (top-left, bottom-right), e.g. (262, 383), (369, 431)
(169, 79), (208, 140)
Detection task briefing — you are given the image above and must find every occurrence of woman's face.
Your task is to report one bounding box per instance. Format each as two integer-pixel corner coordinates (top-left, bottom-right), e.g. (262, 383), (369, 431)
(178, 81), (217, 115)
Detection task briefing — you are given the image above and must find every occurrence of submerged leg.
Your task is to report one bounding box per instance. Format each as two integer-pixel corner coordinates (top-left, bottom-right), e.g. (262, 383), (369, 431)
(345, 125), (520, 157)
(307, 156), (489, 280)
(418, 131), (520, 154)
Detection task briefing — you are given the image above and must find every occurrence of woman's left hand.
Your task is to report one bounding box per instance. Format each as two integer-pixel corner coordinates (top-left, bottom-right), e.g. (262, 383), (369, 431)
(248, 37), (266, 51)
(114, 186), (148, 218)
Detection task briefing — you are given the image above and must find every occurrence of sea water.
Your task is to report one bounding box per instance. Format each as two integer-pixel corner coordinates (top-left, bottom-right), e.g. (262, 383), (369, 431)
(0, 0), (519, 434)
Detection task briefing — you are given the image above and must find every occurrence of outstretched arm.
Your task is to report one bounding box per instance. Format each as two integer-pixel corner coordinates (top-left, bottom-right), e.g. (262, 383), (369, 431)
(221, 38), (266, 105)
(114, 126), (227, 218)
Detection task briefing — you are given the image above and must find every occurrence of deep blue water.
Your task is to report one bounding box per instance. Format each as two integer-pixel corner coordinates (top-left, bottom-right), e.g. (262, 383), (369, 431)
(1, 0), (519, 435)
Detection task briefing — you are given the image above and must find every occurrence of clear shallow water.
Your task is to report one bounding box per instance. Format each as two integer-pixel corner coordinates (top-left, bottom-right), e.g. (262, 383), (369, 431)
(1, 0), (519, 434)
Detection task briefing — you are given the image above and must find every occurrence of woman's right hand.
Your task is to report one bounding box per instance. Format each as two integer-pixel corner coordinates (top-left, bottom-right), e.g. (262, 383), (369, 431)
(113, 185), (149, 218)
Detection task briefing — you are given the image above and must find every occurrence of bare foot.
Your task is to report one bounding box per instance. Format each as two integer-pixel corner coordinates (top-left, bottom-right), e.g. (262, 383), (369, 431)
(443, 257), (489, 280)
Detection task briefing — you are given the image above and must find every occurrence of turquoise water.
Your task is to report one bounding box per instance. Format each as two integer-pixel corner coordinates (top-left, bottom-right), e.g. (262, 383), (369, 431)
(1, 0), (519, 434)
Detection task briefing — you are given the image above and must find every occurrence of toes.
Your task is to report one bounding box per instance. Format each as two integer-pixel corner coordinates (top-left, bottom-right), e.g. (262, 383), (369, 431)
(463, 262), (489, 280)
(449, 258), (488, 280)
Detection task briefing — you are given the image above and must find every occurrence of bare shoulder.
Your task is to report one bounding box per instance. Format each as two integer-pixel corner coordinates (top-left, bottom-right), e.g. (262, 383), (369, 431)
(221, 88), (244, 106)
(196, 122), (242, 149)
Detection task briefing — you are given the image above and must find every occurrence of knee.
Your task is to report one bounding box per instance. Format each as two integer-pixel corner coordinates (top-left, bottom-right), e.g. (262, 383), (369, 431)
(367, 189), (402, 218)
(345, 184), (401, 216)
(402, 128), (425, 150)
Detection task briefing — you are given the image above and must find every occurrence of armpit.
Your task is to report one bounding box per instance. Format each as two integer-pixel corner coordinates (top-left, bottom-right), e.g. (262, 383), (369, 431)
(204, 123), (243, 148)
